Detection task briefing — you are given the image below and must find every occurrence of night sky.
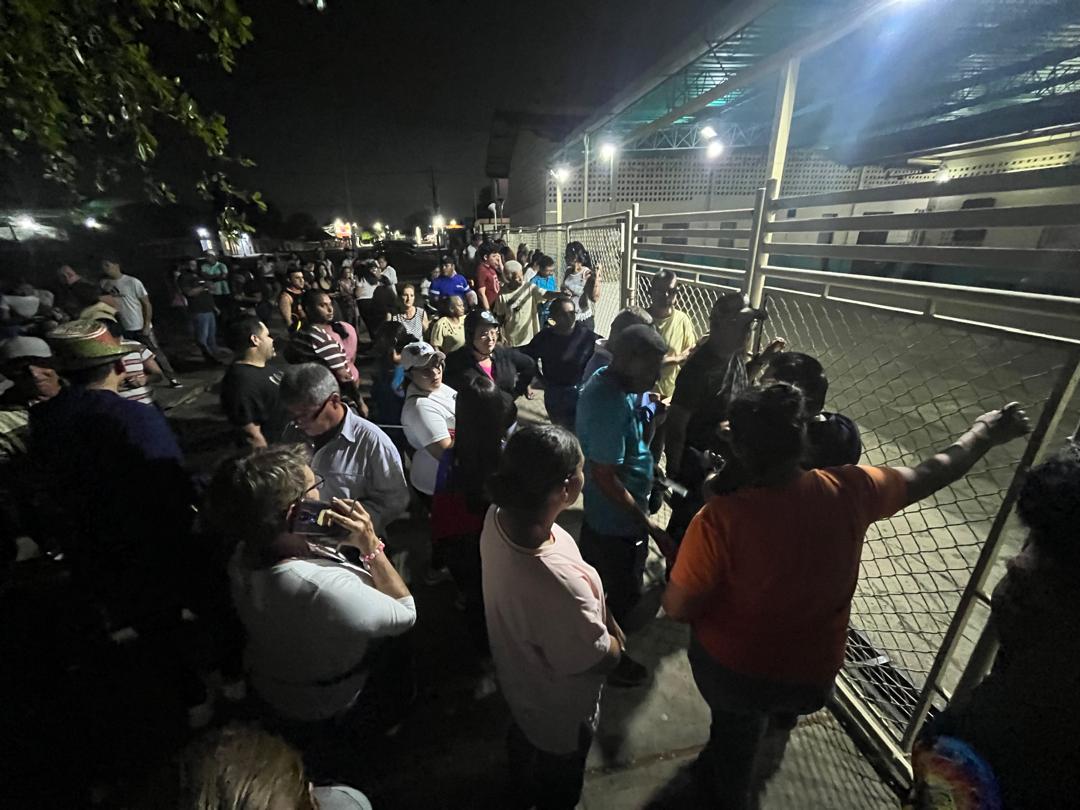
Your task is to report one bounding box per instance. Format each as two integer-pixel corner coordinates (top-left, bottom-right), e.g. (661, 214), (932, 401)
(188, 0), (723, 226)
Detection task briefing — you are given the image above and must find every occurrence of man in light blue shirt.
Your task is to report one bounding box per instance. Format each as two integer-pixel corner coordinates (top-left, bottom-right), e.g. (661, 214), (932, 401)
(576, 324), (672, 687)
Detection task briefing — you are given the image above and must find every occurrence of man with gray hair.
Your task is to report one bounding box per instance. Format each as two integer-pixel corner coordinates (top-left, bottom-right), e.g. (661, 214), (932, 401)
(280, 363), (408, 535)
(576, 324), (674, 687)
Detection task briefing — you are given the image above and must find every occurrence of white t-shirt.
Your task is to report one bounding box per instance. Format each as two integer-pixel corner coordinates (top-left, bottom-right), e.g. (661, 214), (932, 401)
(480, 506), (611, 753)
(381, 266), (399, 287)
(400, 383), (456, 495)
(229, 552), (417, 721)
(101, 274), (148, 331)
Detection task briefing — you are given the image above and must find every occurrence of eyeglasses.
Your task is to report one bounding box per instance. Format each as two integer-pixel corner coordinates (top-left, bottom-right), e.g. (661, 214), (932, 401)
(292, 394), (333, 426)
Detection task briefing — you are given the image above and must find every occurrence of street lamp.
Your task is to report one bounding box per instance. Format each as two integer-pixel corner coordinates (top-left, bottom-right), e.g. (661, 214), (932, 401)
(551, 167), (570, 222)
(700, 124), (718, 140)
(196, 226), (211, 239)
(432, 214), (446, 230)
(373, 221), (383, 232)
(14, 214), (37, 230)
(84, 216), (101, 229)
(599, 142), (617, 161)
(706, 140), (725, 159)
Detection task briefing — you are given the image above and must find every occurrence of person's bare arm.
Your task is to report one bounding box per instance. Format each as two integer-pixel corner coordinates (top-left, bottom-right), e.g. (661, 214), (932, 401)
(585, 635), (623, 675)
(895, 403), (1030, 506)
(591, 463), (675, 559)
(278, 293), (292, 325)
(239, 422), (268, 449)
(478, 287), (491, 310)
(586, 267), (600, 302)
(663, 404), (691, 475)
(328, 498), (411, 600)
(662, 579), (710, 623)
(425, 436), (453, 461)
(138, 295), (153, 332)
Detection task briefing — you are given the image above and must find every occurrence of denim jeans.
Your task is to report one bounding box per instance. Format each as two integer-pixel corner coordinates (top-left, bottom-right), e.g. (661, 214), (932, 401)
(687, 639), (829, 809)
(191, 311), (219, 356)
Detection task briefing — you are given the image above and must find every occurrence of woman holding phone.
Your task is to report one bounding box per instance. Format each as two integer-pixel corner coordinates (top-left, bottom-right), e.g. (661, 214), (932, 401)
(206, 444), (416, 729)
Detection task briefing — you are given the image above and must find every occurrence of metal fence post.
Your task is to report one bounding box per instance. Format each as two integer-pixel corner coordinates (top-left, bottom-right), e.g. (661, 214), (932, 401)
(622, 203), (639, 309)
(899, 348), (1080, 750)
(744, 182), (773, 307)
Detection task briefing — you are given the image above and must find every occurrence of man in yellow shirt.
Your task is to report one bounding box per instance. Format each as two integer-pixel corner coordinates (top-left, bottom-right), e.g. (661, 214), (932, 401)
(649, 269), (698, 402)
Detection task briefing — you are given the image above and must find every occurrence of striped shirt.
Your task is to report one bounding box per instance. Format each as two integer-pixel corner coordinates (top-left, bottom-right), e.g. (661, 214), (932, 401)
(291, 324), (350, 377)
(119, 347), (155, 405)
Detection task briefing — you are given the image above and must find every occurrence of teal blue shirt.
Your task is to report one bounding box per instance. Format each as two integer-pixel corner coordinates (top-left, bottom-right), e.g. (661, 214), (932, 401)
(576, 366), (653, 537)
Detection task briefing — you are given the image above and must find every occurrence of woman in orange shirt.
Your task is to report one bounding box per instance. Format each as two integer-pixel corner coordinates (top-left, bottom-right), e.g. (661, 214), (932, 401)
(663, 383), (1030, 809)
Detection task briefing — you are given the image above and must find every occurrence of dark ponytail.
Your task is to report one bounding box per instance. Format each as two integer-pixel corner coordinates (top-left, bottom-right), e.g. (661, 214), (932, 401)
(488, 424), (582, 510)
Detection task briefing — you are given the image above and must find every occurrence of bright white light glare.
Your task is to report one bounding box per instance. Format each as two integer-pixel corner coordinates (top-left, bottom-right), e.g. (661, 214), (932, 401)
(600, 142), (617, 160)
(84, 216), (101, 229)
(552, 167), (570, 184)
(700, 125), (718, 140)
(373, 221), (383, 231)
(449, 219), (458, 227)
(706, 140), (725, 159)
(14, 214), (37, 229)
(934, 166), (951, 184)
(196, 226), (211, 239)
(432, 215), (446, 230)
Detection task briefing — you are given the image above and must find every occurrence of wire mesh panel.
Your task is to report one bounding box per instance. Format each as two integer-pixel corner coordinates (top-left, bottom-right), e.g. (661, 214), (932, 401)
(568, 222), (626, 335)
(632, 270), (1078, 744)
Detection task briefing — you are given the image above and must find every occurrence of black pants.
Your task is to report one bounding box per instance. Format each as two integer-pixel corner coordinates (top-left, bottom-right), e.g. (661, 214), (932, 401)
(441, 534), (489, 657)
(123, 328), (177, 378)
(507, 721), (593, 810)
(578, 523), (647, 625)
(688, 640), (824, 810)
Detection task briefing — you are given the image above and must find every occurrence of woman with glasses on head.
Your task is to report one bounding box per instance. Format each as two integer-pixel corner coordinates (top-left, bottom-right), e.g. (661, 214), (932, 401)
(444, 309), (536, 403)
(400, 342), (457, 498)
(205, 444), (415, 732)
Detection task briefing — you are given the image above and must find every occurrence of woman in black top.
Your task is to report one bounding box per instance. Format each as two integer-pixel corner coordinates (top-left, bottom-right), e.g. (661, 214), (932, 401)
(445, 309), (535, 401)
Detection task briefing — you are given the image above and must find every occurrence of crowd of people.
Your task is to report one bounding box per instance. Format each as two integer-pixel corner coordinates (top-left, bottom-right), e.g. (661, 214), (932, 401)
(0, 232), (1075, 810)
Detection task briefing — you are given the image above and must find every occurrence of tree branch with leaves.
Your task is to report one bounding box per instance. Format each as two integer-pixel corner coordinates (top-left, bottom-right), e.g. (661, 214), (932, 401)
(0, 0), (264, 229)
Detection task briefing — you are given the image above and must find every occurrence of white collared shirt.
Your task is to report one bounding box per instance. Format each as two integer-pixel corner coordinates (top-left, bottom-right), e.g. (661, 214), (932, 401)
(309, 407), (409, 535)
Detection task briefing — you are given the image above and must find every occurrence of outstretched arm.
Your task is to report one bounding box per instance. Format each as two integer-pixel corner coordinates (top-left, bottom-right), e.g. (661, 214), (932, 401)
(895, 403), (1030, 506)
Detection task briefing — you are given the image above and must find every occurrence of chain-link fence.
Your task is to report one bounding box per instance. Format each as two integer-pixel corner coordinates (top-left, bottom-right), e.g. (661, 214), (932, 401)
(505, 217), (628, 335)
(632, 267), (1080, 747)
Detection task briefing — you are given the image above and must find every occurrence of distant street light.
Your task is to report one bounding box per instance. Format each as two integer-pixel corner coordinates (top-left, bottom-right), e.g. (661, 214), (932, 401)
(84, 216), (101, 229)
(432, 214), (446, 230)
(196, 226), (211, 239)
(706, 140), (725, 159)
(14, 214), (37, 230)
(551, 167), (571, 222)
(700, 124), (718, 140)
(373, 221), (383, 231)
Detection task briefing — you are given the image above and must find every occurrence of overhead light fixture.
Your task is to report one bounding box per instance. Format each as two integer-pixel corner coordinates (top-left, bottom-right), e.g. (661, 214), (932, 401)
(600, 142), (617, 161)
(934, 166), (951, 184)
(700, 125), (718, 140)
(13, 214), (37, 230)
(706, 140), (725, 159)
(551, 167), (570, 184)
(196, 226), (211, 239)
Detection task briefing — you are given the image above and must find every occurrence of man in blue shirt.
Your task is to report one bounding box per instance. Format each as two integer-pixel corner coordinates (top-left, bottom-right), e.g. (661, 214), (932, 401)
(576, 324), (672, 686)
(429, 253), (476, 309)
